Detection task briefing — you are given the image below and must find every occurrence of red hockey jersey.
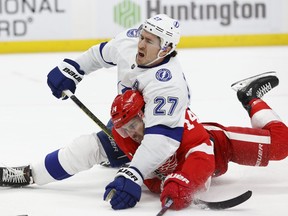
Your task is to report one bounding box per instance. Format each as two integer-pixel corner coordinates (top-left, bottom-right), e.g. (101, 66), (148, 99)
(112, 109), (215, 194)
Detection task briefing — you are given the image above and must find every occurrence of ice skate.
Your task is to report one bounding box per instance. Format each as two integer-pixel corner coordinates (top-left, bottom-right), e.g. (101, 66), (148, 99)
(231, 71), (279, 109)
(0, 165), (33, 187)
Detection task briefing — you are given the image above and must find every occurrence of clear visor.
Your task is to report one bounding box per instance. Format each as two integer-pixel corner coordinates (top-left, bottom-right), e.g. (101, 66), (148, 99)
(115, 115), (143, 138)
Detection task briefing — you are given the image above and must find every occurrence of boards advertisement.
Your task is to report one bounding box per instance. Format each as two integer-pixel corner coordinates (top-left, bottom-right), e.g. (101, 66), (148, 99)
(1, 0), (288, 53)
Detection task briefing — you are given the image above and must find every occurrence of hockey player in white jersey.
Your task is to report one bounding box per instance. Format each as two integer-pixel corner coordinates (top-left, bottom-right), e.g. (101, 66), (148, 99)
(1, 14), (182, 185)
(45, 13), (191, 210)
(0, 14), (183, 184)
(38, 14), (191, 199)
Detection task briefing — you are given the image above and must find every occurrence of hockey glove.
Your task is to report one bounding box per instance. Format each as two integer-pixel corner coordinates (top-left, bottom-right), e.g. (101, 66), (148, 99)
(103, 167), (143, 210)
(47, 58), (84, 99)
(160, 172), (194, 210)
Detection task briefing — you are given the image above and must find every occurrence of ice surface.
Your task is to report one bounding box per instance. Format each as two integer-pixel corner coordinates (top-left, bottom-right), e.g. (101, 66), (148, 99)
(0, 46), (288, 216)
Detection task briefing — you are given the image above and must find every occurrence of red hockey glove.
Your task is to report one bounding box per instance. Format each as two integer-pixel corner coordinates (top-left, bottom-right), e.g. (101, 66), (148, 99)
(160, 172), (194, 210)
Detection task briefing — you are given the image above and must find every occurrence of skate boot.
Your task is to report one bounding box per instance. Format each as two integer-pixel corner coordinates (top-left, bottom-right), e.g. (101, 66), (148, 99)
(0, 165), (33, 187)
(231, 71), (279, 111)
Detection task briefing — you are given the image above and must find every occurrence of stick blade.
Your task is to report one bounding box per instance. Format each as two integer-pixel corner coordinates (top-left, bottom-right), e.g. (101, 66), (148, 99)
(194, 190), (252, 210)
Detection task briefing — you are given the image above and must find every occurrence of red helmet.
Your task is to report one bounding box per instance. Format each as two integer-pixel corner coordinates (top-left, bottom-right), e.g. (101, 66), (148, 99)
(111, 90), (145, 129)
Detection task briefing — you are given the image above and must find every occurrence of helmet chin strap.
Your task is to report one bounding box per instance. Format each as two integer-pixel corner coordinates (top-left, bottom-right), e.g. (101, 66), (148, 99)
(144, 49), (168, 67)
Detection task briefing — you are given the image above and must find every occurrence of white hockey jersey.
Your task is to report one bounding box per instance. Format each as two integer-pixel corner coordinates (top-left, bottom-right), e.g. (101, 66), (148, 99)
(74, 28), (191, 179)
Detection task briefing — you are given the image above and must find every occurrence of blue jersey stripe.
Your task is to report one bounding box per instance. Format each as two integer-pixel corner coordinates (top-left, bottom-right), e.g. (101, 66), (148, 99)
(145, 125), (183, 142)
(99, 42), (117, 66)
(45, 149), (72, 180)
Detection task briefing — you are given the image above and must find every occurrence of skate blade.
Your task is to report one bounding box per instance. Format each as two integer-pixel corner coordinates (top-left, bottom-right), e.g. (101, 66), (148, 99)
(231, 71), (276, 91)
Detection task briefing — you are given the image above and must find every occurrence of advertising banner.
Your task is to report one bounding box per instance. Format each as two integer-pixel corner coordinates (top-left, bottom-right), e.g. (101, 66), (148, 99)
(0, 0), (288, 53)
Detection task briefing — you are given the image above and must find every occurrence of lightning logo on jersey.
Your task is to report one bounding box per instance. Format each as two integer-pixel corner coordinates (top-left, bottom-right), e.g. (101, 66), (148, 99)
(156, 68), (172, 82)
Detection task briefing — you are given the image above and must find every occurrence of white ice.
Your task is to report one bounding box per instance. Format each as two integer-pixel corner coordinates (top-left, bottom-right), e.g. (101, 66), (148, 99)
(0, 46), (288, 216)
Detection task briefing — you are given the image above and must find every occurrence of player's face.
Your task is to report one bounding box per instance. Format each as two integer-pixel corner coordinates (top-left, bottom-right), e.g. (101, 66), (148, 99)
(136, 30), (162, 66)
(120, 115), (144, 143)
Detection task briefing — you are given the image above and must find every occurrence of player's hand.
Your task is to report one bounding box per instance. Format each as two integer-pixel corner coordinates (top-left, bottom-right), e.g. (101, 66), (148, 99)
(47, 59), (84, 99)
(103, 167), (143, 210)
(160, 172), (194, 210)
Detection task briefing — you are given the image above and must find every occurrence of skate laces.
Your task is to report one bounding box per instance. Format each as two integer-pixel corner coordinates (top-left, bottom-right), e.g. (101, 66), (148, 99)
(255, 82), (272, 98)
(2, 167), (28, 184)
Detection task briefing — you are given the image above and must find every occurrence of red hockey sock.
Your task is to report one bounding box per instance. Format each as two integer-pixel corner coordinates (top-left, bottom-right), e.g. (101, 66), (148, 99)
(249, 99), (271, 117)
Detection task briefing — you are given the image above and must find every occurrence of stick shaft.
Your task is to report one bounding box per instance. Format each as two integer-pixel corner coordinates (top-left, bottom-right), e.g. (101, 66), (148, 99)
(156, 199), (173, 216)
(64, 90), (113, 139)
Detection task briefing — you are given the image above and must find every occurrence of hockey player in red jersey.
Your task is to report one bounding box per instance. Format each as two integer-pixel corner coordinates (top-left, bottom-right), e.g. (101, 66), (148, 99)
(104, 71), (288, 210)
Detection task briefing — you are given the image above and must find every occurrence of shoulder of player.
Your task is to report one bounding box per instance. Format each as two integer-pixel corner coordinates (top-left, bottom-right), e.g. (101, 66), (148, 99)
(112, 30), (138, 55)
(112, 28), (139, 43)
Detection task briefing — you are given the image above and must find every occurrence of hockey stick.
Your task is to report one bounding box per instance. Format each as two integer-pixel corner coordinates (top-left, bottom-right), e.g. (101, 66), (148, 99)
(156, 198), (173, 216)
(63, 90), (113, 139)
(63, 90), (252, 213)
(63, 90), (127, 168)
(156, 190), (252, 216)
(193, 190), (252, 210)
